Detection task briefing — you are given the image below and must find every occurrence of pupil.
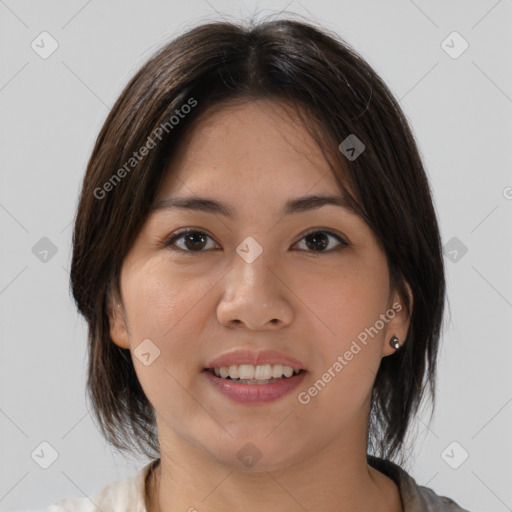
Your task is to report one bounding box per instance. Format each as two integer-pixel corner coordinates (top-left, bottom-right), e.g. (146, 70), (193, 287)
(185, 232), (206, 250)
(305, 231), (328, 251)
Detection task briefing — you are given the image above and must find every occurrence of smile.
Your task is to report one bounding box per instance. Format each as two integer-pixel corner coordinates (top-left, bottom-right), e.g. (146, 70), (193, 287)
(210, 363), (300, 380)
(203, 367), (307, 403)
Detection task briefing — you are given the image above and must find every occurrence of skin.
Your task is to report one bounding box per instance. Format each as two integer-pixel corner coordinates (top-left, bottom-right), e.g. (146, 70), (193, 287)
(107, 98), (412, 512)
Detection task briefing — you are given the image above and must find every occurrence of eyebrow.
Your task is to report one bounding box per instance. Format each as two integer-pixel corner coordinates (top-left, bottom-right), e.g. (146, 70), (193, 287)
(149, 194), (358, 218)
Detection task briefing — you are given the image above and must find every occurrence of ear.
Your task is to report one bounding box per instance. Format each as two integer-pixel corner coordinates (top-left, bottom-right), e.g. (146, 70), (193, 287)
(381, 281), (413, 358)
(106, 288), (131, 349)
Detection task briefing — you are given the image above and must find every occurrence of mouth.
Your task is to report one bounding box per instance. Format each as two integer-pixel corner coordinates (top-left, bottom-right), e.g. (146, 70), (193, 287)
(203, 364), (306, 384)
(202, 365), (308, 403)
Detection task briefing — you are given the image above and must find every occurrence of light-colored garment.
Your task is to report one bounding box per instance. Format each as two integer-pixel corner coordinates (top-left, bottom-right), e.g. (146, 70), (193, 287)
(45, 465), (148, 512)
(44, 456), (471, 511)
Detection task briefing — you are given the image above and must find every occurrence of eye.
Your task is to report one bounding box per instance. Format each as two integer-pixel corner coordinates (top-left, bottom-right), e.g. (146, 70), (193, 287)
(165, 229), (219, 252)
(293, 229), (348, 253)
(163, 228), (348, 254)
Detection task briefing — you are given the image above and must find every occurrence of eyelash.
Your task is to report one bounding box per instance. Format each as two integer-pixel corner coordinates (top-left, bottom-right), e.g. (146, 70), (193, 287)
(162, 228), (349, 254)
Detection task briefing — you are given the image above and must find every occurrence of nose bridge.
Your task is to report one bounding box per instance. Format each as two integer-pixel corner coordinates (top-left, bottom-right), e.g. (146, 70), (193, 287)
(217, 238), (293, 329)
(231, 239), (274, 298)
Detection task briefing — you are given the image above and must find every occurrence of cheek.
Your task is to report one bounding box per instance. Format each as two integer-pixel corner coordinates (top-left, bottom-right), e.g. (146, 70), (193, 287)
(297, 259), (388, 403)
(296, 305), (383, 428)
(121, 259), (218, 391)
(305, 263), (389, 346)
(122, 263), (209, 415)
(123, 259), (209, 335)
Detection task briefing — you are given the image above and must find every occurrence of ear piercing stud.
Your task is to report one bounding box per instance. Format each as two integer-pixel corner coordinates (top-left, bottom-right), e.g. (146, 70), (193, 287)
(389, 336), (400, 350)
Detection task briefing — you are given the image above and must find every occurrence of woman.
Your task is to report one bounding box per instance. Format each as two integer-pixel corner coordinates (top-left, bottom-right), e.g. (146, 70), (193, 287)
(47, 15), (470, 512)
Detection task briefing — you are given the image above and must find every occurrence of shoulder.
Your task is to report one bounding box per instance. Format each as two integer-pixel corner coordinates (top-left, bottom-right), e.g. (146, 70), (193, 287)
(44, 462), (154, 512)
(367, 455), (472, 512)
(412, 483), (471, 511)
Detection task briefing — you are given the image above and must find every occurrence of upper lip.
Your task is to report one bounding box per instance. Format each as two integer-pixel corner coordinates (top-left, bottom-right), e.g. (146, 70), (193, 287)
(205, 349), (306, 372)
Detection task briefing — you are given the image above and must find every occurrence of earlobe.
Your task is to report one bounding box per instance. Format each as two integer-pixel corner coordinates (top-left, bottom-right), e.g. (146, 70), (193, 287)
(382, 282), (413, 357)
(382, 334), (401, 358)
(107, 296), (131, 349)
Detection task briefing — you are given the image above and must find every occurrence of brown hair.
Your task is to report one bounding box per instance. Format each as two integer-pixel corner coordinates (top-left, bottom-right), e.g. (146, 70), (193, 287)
(70, 15), (445, 467)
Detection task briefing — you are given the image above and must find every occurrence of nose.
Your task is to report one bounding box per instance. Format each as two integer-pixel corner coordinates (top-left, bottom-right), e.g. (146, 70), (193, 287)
(216, 251), (294, 330)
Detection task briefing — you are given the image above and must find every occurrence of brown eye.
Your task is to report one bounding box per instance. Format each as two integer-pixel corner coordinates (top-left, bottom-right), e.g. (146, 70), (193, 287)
(166, 230), (219, 252)
(294, 230), (348, 253)
(164, 228), (348, 254)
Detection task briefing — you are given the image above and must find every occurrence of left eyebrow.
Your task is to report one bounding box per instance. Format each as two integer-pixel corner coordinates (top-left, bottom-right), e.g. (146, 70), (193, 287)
(149, 194), (359, 218)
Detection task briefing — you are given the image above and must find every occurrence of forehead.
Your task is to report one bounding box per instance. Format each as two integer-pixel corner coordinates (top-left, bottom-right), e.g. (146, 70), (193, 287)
(156, 98), (343, 200)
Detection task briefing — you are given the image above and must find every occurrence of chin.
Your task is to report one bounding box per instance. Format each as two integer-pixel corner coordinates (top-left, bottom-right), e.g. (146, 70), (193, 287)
(208, 437), (303, 473)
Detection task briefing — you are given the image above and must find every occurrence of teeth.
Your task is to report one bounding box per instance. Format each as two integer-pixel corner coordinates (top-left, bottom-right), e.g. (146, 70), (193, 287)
(271, 364), (283, 378)
(238, 364), (254, 380)
(212, 364), (300, 380)
(255, 364), (271, 380)
(228, 365), (238, 379)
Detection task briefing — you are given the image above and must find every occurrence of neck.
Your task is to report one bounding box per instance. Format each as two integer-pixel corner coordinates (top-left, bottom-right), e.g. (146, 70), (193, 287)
(145, 445), (402, 512)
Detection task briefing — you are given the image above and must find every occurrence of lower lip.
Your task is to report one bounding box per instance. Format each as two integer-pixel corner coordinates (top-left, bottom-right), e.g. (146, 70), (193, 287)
(203, 369), (307, 404)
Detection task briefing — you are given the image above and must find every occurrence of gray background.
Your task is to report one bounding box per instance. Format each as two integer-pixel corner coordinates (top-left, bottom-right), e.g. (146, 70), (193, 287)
(1, 1), (511, 511)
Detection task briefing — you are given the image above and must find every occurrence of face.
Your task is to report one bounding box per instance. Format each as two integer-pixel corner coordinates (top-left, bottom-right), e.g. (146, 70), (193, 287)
(108, 99), (412, 472)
